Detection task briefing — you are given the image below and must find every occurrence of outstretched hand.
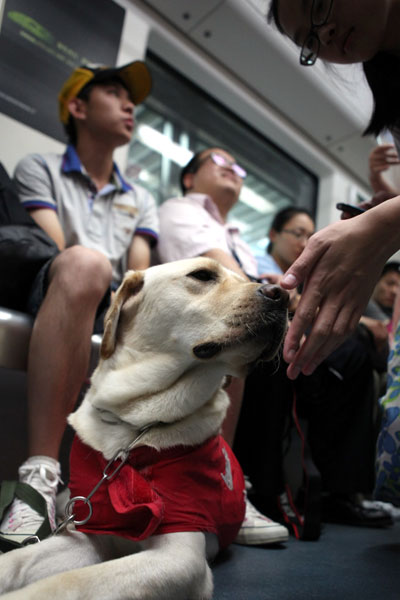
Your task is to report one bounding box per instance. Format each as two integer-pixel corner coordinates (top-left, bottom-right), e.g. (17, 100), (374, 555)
(280, 207), (399, 379)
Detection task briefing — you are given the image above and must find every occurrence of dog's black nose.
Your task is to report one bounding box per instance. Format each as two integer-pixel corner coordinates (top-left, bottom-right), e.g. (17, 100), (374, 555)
(258, 284), (289, 308)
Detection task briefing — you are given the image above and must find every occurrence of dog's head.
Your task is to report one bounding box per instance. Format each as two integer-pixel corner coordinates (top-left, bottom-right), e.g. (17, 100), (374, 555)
(101, 257), (288, 376)
(69, 258), (288, 455)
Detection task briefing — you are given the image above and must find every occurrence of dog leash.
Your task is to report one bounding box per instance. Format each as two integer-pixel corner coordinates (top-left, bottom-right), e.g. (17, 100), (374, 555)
(53, 422), (160, 536)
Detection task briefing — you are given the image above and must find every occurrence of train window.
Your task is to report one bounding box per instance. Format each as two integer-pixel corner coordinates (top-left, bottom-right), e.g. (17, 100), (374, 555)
(126, 53), (317, 254)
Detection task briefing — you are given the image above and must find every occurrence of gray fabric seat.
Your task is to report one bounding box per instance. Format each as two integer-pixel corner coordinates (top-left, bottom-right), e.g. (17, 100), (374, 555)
(0, 307), (102, 481)
(0, 307), (101, 373)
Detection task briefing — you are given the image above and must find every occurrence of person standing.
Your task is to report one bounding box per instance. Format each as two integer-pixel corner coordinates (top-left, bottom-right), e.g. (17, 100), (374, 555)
(268, 0), (400, 504)
(267, 0), (400, 378)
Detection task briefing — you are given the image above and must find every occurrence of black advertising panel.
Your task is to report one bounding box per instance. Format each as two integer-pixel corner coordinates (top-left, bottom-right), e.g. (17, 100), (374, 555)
(0, 0), (125, 141)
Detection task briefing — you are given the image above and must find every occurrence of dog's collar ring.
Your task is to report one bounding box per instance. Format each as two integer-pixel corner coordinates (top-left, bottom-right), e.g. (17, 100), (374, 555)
(65, 496), (93, 526)
(54, 423), (160, 536)
(21, 535), (41, 546)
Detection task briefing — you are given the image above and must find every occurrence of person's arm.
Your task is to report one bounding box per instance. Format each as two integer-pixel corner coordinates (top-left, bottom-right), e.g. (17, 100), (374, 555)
(201, 248), (248, 279)
(369, 144), (400, 196)
(122, 185), (158, 272)
(29, 208), (66, 251)
(280, 197), (400, 379)
(127, 234), (151, 270)
(14, 154), (66, 250)
(358, 315), (389, 354)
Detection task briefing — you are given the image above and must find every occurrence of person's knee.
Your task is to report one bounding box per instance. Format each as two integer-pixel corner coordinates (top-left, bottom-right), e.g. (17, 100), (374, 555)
(49, 246), (112, 302)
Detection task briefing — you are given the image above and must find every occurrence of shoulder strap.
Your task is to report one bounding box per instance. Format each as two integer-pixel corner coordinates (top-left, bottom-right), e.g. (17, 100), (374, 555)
(0, 480), (17, 517)
(0, 481), (52, 552)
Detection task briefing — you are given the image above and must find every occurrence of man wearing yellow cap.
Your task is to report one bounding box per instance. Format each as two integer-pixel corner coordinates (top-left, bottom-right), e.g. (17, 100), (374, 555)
(0, 61), (158, 547)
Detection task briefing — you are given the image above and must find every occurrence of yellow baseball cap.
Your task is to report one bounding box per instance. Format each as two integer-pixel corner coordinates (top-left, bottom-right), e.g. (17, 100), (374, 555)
(58, 60), (152, 125)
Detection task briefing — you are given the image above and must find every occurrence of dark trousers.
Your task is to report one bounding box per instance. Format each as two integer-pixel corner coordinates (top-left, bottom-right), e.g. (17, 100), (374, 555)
(233, 331), (377, 500)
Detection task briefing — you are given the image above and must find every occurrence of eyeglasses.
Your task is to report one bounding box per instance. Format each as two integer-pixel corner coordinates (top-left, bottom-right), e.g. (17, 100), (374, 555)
(300, 0), (334, 66)
(208, 152), (247, 179)
(282, 229), (313, 242)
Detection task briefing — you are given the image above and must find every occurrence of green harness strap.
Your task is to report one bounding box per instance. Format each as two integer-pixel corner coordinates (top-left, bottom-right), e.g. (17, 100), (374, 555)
(0, 480), (52, 552)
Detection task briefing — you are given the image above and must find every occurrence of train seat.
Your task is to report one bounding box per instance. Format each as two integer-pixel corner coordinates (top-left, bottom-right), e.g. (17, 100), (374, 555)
(0, 307), (101, 373)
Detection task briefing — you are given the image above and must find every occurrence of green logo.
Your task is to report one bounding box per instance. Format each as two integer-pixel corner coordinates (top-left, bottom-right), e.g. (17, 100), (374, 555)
(8, 11), (54, 44)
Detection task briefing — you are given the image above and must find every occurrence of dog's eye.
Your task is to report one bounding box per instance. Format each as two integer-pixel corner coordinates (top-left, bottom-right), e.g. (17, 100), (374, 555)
(187, 269), (218, 282)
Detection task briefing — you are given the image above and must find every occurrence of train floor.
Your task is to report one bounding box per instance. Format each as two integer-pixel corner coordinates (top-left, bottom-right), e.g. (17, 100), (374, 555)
(1, 368), (399, 599)
(213, 521), (399, 599)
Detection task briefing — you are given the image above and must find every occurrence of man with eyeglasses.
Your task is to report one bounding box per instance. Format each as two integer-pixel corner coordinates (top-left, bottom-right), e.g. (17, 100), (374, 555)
(158, 148), (257, 281)
(158, 147), (290, 546)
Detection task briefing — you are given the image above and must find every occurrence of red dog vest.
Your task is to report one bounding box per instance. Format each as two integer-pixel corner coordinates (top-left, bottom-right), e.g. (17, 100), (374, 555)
(69, 434), (245, 549)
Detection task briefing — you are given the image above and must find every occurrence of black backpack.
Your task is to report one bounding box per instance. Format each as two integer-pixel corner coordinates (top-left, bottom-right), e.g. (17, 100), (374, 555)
(0, 163), (59, 311)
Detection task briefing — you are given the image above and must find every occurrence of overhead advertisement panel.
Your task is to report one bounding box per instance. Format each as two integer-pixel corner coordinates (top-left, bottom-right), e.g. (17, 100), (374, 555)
(0, 0), (125, 141)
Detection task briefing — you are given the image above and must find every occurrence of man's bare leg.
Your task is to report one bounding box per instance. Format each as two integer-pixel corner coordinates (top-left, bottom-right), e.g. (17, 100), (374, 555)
(0, 246), (112, 542)
(27, 246), (112, 457)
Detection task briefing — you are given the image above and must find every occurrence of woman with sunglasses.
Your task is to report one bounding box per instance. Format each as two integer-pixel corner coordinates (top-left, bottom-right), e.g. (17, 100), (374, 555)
(268, 0), (400, 505)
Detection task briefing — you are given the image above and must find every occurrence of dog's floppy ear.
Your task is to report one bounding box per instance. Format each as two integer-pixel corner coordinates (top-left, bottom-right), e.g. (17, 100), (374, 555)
(101, 271), (145, 359)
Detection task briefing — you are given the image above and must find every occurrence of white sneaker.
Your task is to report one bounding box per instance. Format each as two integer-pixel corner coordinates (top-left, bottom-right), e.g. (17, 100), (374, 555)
(235, 496), (289, 545)
(362, 499), (400, 521)
(0, 456), (61, 544)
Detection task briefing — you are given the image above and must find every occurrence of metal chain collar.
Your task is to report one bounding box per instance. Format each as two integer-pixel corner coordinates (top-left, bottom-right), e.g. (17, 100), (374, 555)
(53, 422), (158, 536)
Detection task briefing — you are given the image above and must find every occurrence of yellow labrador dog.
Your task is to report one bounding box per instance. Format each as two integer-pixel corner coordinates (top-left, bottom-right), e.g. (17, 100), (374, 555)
(0, 258), (288, 600)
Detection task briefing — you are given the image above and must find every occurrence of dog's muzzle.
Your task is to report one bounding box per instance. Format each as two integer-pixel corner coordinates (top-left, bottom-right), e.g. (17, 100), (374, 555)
(193, 284), (289, 361)
(257, 283), (289, 309)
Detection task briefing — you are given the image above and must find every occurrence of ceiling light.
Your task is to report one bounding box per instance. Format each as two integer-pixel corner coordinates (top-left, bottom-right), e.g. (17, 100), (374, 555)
(240, 186), (274, 214)
(136, 124), (193, 166)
